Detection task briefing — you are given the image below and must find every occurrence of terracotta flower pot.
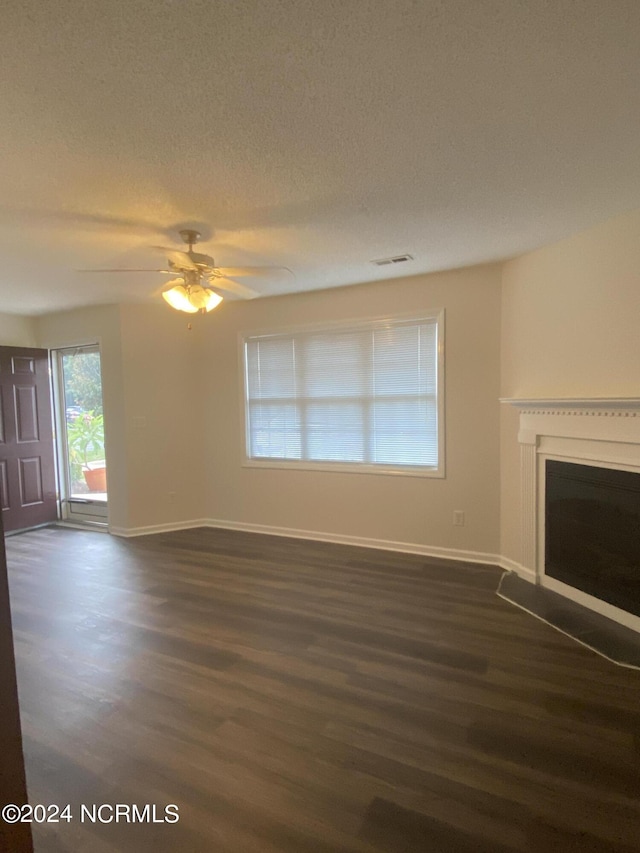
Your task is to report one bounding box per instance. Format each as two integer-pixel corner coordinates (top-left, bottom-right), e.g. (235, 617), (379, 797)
(83, 465), (107, 492)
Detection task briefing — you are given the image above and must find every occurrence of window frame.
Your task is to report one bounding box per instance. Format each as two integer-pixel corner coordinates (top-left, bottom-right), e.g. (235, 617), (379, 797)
(239, 309), (445, 478)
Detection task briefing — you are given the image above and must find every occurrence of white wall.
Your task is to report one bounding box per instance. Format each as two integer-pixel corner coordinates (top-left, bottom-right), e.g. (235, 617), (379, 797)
(0, 312), (36, 347)
(23, 266), (502, 555)
(201, 265), (502, 557)
(500, 208), (640, 564)
(117, 304), (206, 530)
(33, 304), (209, 532)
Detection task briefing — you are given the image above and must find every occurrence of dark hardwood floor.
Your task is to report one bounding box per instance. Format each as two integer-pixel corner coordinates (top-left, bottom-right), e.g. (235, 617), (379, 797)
(5, 526), (640, 852)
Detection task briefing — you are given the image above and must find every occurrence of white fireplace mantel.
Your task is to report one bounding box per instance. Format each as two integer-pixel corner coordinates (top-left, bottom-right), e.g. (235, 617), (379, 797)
(501, 397), (640, 633)
(501, 397), (640, 449)
(501, 398), (640, 413)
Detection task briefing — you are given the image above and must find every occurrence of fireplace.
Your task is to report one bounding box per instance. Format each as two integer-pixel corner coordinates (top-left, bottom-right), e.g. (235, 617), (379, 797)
(502, 397), (640, 634)
(545, 459), (640, 618)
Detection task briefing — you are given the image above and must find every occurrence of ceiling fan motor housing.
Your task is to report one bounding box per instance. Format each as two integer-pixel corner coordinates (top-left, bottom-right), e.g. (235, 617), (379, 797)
(175, 228), (215, 267)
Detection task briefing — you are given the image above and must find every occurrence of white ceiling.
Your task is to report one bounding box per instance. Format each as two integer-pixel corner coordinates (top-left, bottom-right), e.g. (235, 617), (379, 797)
(1, 0), (640, 315)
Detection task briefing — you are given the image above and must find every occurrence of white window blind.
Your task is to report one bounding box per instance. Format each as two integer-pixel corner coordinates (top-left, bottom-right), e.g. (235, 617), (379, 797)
(244, 315), (442, 474)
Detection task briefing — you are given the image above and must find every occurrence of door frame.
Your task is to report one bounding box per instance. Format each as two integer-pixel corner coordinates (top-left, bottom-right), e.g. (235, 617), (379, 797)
(51, 344), (109, 528)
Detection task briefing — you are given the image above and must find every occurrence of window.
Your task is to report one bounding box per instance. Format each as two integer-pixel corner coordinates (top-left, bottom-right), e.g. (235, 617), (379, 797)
(243, 312), (444, 476)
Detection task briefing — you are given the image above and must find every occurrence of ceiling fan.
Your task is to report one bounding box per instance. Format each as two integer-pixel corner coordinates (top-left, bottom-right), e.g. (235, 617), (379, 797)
(80, 229), (293, 314)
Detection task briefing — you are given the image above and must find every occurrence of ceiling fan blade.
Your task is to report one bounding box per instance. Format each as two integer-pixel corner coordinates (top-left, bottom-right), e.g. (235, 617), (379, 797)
(77, 268), (174, 273)
(152, 247), (199, 271)
(213, 266), (294, 279)
(207, 276), (260, 300)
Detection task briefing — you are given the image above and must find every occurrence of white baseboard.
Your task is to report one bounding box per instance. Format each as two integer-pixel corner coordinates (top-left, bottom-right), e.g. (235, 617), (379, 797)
(497, 555), (536, 583)
(205, 517), (505, 566)
(110, 516), (504, 569)
(109, 518), (210, 538)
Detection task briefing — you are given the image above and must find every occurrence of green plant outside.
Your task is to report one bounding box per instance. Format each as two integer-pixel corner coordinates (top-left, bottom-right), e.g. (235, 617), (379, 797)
(63, 352), (103, 415)
(67, 411), (105, 483)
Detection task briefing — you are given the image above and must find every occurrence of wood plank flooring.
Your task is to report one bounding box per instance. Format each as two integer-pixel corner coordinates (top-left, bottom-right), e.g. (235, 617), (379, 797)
(5, 526), (640, 852)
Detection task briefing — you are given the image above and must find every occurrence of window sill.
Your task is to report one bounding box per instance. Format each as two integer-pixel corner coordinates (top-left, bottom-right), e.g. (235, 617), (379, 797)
(242, 458), (445, 478)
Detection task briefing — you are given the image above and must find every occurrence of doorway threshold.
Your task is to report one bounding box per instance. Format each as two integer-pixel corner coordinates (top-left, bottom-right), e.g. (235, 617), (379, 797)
(56, 520), (109, 533)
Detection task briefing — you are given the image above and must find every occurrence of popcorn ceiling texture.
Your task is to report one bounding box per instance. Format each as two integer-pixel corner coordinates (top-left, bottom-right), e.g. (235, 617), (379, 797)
(1, 0), (639, 313)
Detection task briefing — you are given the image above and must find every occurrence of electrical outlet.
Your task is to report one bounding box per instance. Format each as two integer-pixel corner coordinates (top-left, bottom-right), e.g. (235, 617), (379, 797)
(453, 510), (465, 527)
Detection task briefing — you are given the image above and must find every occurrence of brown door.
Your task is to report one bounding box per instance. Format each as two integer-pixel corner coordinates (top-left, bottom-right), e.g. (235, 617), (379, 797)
(0, 347), (57, 532)
(0, 510), (34, 851)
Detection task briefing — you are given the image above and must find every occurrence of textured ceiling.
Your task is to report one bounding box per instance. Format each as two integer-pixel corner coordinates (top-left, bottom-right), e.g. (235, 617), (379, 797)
(1, 0), (640, 314)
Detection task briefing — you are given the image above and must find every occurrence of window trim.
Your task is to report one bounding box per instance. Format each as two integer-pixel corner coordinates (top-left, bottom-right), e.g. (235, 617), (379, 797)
(239, 309), (445, 478)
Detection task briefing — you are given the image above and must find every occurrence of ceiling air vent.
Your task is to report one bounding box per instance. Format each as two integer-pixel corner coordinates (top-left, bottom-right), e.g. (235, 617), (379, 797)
(371, 254), (414, 267)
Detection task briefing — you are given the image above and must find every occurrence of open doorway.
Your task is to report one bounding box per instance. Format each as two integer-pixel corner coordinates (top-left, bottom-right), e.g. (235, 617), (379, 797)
(53, 345), (108, 526)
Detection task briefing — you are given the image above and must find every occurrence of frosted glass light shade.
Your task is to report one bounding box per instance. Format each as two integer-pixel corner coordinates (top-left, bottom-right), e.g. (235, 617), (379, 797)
(203, 290), (223, 312)
(162, 284), (223, 314)
(189, 285), (223, 312)
(162, 285), (199, 313)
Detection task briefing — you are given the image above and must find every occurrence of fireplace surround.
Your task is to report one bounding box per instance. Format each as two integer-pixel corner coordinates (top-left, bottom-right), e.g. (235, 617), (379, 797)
(502, 398), (640, 635)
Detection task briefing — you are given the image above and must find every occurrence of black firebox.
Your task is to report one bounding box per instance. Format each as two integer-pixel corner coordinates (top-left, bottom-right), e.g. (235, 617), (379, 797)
(545, 459), (640, 617)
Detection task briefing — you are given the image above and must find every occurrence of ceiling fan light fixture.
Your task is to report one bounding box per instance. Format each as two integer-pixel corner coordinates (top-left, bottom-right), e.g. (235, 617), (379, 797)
(80, 226), (274, 311)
